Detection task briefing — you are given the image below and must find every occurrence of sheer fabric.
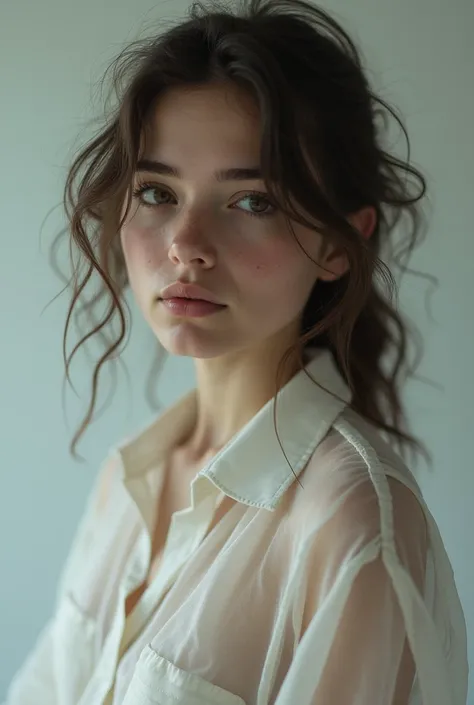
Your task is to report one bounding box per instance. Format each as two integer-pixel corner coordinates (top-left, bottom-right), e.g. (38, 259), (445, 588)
(4, 350), (468, 705)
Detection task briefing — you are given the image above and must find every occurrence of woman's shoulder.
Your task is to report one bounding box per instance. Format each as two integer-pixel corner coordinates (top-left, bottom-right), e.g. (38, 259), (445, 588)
(293, 406), (429, 552)
(336, 407), (423, 491)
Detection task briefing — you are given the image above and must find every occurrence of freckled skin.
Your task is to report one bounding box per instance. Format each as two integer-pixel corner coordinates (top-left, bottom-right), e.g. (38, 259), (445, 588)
(120, 82), (345, 362)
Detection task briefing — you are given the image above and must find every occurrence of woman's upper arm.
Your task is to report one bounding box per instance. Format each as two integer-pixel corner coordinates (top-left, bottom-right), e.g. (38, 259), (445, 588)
(285, 474), (449, 705)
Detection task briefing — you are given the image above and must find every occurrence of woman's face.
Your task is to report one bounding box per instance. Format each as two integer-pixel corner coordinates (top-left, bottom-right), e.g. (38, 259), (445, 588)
(120, 81), (341, 360)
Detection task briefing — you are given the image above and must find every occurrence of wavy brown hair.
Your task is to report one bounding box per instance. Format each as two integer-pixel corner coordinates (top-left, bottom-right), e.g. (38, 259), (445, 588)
(50, 0), (430, 468)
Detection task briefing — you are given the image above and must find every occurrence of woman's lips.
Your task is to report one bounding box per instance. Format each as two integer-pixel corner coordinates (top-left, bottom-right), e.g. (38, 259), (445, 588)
(159, 297), (227, 318)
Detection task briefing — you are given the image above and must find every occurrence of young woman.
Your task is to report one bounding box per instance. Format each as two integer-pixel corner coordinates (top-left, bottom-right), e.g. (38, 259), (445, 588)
(5, 1), (468, 704)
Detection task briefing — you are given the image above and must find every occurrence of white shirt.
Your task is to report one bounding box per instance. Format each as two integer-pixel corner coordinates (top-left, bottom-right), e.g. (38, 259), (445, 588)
(4, 349), (468, 705)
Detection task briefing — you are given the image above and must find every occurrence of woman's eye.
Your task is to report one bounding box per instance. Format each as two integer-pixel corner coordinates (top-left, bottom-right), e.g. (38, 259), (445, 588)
(133, 185), (174, 206)
(233, 194), (276, 218)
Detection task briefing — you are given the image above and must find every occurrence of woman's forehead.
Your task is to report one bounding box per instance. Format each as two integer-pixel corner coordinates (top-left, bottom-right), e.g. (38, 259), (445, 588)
(141, 82), (262, 157)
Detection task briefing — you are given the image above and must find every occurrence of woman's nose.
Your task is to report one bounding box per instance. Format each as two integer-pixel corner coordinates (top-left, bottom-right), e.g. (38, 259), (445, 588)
(167, 212), (217, 268)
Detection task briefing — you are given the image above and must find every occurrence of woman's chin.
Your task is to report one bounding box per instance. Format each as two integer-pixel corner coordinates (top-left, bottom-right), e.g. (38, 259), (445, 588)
(155, 328), (236, 360)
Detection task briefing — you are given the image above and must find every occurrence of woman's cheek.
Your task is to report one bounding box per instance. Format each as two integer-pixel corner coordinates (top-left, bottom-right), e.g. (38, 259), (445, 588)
(122, 221), (160, 262)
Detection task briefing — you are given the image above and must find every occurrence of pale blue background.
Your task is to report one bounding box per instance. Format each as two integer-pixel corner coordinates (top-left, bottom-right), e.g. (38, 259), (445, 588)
(0, 0), (472, 700)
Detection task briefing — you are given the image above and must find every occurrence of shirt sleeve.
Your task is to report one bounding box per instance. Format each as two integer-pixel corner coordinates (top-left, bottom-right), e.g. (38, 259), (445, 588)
(274, 471), (460, 705)
(3, 454), (117, 705)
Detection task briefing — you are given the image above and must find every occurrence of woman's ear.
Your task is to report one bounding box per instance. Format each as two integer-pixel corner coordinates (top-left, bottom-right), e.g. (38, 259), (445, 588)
(350, 205), (377, 241)
(318, 206), (377, 282)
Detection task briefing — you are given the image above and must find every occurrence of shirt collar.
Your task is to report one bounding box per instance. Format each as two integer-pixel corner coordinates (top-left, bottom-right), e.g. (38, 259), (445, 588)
(115, 348), (351, 511)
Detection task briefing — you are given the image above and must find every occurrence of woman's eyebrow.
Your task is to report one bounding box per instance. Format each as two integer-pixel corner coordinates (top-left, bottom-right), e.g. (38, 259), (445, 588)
(136, 159), (262, 182)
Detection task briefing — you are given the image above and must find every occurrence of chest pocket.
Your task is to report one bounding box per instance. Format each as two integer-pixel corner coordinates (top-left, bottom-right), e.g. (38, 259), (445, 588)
(53, 592), (97, 705)
(122, 644), (247, 705)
